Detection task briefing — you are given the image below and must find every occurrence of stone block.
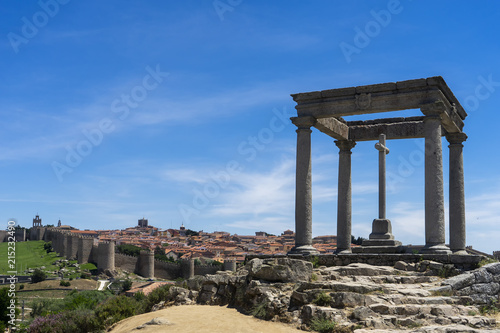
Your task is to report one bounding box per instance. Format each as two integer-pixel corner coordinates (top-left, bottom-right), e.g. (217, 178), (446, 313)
(247, 258), (313, 283)
(474, 269), (493, 283)
(483, 262), (500, 275)
(394, 261), (407, 271)
(351, 306), (376, 321)
(369, 304), (392, 315)
(430, 305), (457, 317)
(471, 282), (500, 295)
(396, 78), (427, 89)
(442, 273), (475, 290)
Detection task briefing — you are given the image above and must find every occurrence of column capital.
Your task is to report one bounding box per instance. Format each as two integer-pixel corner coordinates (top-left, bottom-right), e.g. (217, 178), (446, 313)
(291, 116), (316, 129)
(446, 132), (468, 145)
(335, 140), (356, 152)
(421, 100), (447, 118)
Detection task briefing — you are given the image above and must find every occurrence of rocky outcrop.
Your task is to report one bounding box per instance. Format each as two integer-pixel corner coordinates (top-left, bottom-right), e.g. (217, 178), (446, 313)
(153, 258), (500, 332)
(442, 262), (500, 305)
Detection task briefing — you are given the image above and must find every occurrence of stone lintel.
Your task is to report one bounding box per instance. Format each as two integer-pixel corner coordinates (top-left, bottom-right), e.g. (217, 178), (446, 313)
(291, 77), (466, 132)
(314, 117), (349, 140)
(348, 120), (428, 141)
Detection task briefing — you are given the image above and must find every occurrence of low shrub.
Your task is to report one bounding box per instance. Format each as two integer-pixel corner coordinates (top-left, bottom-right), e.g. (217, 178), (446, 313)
(31, 269), (47, 283)
(313, 292), (332, 306)
(28, 309), (102, 333)
(310, 317), (351, 333)
(250, 301), (268, 320)
(143, 284), (171, 312)
(59, 280), (71, 287)
(95, 295), (140, 328)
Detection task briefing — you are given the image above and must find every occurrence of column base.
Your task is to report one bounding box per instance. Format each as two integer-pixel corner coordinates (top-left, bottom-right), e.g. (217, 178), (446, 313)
(288, 245), (319, 256)
(420, 244), (451, 254)
(369, 218), (394, 240)
(451, 249), (469, 255)
(335, 248), (352, 254)
(358, 238), (404, 253)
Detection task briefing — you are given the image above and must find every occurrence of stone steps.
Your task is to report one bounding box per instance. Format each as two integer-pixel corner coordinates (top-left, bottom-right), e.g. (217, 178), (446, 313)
(304, 264), (499, 331)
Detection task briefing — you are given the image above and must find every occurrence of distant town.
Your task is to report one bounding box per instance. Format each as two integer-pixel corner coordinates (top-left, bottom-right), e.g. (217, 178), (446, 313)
(27, 216), (341, 264)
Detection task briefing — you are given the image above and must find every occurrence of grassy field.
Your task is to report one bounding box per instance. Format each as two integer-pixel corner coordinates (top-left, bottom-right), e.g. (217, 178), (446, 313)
(0, 240), (60, 274)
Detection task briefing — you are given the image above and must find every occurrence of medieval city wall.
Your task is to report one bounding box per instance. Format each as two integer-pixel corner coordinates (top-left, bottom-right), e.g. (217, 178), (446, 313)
(114, 253), (138, 273)
(77, 236), (95, 264)
(97, 241), (115, 272)
(21, 228), (235, 279)
(138, 251), (154, 278)
(154, 260), (182, 280)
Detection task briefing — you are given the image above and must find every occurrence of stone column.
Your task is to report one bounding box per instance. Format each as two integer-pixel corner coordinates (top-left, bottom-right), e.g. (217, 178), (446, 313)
(421, 105), (450, 254)
(289, 116), (319, 255)
(446, 132), (468, 254)
(335, 140), (356, 253)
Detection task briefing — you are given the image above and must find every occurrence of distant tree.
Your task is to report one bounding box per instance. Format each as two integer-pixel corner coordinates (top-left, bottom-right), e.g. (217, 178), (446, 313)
(122, 279), (132, 292)
(31, 269), (47, 283)
(185, 229), (199, 237)
(44, 241), (53, 253)
(154, 245), (163, 256)
(351, 235), (366, 245)
(45, 224), (54, 228)
(265, 233), (275, 237)
(116, 244), (142, 257)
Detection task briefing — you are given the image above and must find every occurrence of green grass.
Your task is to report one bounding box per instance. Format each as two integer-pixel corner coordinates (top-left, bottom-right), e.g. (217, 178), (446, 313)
(0, 240), (60, 274)
(80, 263), (97, 271)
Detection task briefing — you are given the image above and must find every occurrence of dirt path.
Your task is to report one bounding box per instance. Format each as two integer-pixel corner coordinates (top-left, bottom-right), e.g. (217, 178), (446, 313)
(110, 305), (302, 333)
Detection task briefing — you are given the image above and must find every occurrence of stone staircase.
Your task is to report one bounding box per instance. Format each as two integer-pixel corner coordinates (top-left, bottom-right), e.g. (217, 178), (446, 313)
(297, 263), (499, 332)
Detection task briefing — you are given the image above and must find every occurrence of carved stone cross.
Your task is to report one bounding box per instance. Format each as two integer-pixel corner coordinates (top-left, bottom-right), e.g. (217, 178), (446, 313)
(375, 133), (389, 219)
(364, 132), (399, 244)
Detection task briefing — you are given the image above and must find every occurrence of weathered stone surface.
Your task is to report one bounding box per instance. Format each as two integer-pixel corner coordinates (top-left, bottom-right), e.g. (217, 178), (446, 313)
(247, 258), (312, 282)
(330, 292), (376, 308)
(473, 268), (493, 283)
(369, 303), (392, 315)
(442, 273), (475, 290)
(431, 305), (458, 317)
(173, 260), (500, 332)
(136, 317), (173, 329)
(351, 306), (376, 321)
(394, 261), (408, 271)
(483, 262), (500, 275)
(331, 263), (395, 276)
(471, 282), (500, 295)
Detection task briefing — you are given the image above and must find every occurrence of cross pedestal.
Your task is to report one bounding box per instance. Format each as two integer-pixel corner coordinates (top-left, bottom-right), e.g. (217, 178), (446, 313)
(357, 134), (403, 253)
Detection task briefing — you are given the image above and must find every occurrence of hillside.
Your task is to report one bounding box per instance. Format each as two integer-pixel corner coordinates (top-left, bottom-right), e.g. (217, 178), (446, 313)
(0, 240), (59, 274)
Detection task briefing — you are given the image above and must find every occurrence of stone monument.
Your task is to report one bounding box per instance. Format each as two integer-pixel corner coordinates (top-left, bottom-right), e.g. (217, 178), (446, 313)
(288, 77), (468, 255)
(360, 133), (403, 253)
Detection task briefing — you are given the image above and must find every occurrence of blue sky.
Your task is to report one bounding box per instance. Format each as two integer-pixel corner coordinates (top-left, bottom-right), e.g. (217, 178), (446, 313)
(1, 1), (500, 253)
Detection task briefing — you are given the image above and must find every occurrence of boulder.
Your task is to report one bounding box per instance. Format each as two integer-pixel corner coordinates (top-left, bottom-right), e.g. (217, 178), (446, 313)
(473, 268), (493, 283)
(247, 258), (312, 283)
(482, 262), (500, 275)
(442, 273), (475, 290)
